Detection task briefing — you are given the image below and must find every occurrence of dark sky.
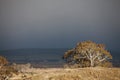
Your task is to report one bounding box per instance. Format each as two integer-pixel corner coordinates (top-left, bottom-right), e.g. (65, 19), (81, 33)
(0, 0), (120, 51)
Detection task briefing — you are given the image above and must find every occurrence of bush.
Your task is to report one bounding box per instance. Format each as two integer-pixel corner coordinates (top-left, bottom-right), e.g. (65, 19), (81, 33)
(12, 63), (32, 72)
(0, 56), (8, 68)
(98, 61), (113, 67)
(0, 56), (18, 80)
(0, 66), (18, 80)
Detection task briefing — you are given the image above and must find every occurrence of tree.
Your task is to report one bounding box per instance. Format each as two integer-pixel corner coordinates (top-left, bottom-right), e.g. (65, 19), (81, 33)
(63, 40), (112, 67)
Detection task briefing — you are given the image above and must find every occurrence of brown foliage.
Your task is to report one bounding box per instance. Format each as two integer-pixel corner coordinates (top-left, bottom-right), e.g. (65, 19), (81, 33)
(0, 56), (8, 67)
(0, 56), (18, 80)
(63, 40), (112, 67)
(0, 66), (18, 80)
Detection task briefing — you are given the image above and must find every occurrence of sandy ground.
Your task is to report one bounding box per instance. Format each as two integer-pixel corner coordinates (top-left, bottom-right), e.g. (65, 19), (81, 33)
(9, 67), (120, 80)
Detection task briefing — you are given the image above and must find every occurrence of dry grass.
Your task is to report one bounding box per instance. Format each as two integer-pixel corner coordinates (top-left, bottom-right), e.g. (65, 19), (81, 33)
(9, 67), (120, 80)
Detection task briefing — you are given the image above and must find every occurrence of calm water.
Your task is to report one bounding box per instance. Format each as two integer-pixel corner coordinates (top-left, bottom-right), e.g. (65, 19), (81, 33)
(0, 48), (120, 67)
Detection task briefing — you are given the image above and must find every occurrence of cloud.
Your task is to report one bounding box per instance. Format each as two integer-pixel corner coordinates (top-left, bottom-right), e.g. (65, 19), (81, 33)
(0, 0), (120, 50)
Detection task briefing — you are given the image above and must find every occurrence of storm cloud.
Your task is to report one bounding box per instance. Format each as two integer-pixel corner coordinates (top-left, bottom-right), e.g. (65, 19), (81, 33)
(0, 0), (120, 51)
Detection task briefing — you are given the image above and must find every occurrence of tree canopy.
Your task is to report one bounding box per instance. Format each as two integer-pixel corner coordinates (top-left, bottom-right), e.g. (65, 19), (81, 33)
(63, 40), (112, 67)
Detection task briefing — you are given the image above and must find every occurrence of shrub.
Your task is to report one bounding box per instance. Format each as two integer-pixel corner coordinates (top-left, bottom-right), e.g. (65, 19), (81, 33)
(12, 63), (32, 72)
(0, 56), (8, 68)
(98, 61), (113, 67)
(0, 56), (18, 80)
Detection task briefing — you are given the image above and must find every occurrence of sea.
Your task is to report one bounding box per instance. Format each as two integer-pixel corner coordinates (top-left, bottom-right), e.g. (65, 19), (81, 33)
(0, 48), (120, 67)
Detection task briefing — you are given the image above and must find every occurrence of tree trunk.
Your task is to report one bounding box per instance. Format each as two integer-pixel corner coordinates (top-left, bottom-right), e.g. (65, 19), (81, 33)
(90, 60), (94, 67)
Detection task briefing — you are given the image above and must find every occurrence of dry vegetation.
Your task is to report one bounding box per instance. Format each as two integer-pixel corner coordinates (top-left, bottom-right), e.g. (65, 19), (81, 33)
(0, 41), (119, 80)
(8, 67), (120, 80)
(0, 57), (119, 80)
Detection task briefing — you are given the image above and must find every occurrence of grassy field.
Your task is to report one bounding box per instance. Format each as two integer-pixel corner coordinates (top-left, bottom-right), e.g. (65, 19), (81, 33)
(9, 67), (120, 80)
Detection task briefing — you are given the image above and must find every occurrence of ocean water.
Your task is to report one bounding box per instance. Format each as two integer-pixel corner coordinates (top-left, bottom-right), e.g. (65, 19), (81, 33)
(0, 49), (68, 67)
(0, 48), (120, 67)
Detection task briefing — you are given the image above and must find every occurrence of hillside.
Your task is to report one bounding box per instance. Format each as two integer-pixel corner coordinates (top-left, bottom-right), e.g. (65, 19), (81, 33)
(9, 67), (120, 80)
